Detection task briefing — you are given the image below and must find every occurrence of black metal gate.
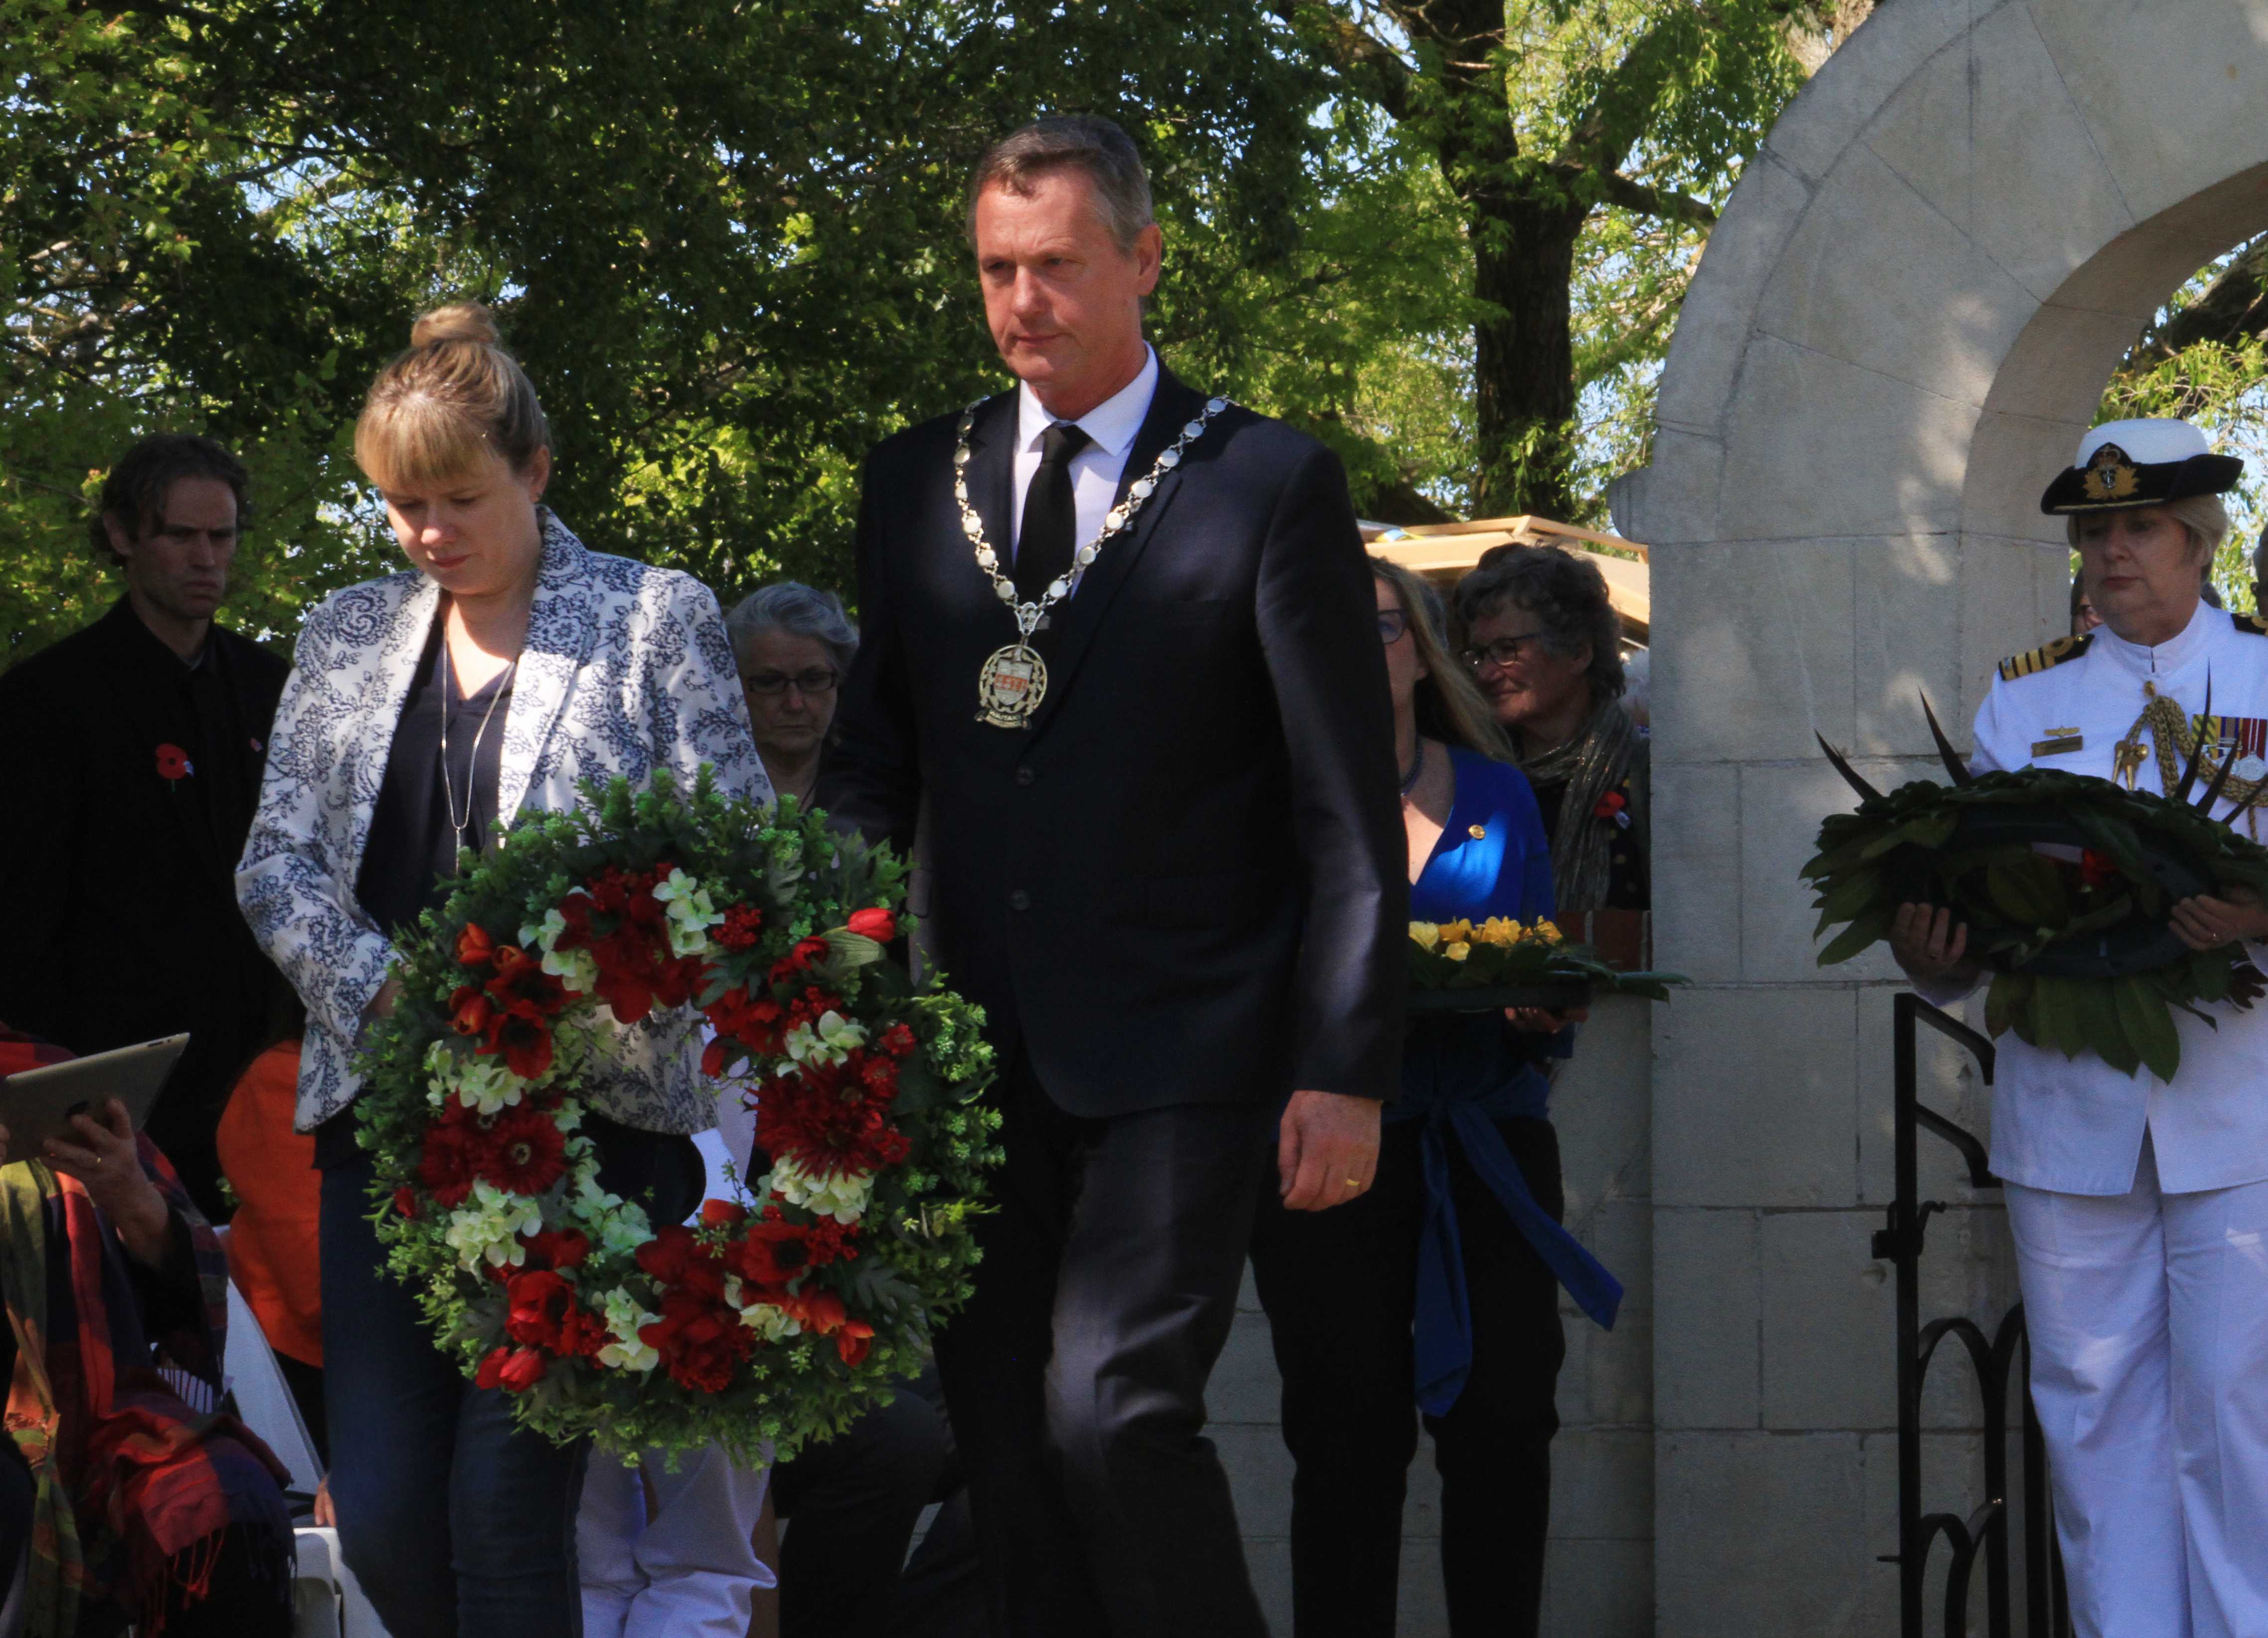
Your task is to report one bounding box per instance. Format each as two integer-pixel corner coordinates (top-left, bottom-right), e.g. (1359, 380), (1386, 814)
(1875, 994), (2069, 1638)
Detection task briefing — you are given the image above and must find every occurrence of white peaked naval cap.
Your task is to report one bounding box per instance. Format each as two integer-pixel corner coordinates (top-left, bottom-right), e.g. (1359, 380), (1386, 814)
(2075, 418), (2212, 466)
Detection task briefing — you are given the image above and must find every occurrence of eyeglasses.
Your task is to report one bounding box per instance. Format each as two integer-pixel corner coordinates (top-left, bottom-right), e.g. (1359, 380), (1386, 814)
(1461, 632), (1550, 672)
(743, 668), (839, 696)
(1376, 608), (1410, 645)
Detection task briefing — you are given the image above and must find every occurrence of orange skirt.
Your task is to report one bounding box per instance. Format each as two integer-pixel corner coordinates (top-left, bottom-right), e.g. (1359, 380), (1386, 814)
(214, 1040), (323, 1366)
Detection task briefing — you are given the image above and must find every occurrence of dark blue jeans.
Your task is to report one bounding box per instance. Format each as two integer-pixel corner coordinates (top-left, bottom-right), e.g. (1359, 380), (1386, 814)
(320, 1116), (701, 1638)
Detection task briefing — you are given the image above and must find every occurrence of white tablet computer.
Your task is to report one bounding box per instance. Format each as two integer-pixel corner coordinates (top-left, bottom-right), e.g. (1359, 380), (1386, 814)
(0, 1034), (187, 1158)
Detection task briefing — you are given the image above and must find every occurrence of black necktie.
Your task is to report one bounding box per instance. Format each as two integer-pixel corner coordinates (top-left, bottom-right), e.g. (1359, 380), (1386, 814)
(1015, 421), (1092, 604)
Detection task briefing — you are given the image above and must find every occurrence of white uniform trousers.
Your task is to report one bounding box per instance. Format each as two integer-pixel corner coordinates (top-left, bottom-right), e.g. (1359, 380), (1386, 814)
(577, 1442), (775, 1638)
(2007, 1137), (2268, 1638)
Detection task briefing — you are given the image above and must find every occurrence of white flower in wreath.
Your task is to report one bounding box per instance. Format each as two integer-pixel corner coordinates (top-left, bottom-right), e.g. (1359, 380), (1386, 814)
(568, 1175), (654, 1260)
(452, 1056), (527, 1116)
(768, 1155), (872, 1225)
(521, 900), (601, 993)
(736, 1300), (804, 1343)
(443, 1181), (548, 1271)
(422, 1040), (456, 1108)
(652, 868), (726, 957)
(784, 1010), (866, 1070)
(597, 1287), (662, 1372)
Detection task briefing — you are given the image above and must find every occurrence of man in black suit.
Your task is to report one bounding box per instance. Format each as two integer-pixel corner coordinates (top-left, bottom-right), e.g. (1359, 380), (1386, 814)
(822, 116), (1406, 1636)
(0, 434), (294, 1219)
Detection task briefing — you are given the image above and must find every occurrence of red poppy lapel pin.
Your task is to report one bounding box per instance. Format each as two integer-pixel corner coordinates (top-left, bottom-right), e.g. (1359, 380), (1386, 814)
(155, 743), (194, 781)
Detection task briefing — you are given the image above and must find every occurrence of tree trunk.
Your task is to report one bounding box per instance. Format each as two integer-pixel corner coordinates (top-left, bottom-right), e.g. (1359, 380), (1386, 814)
(1467, 187), (1587, 518)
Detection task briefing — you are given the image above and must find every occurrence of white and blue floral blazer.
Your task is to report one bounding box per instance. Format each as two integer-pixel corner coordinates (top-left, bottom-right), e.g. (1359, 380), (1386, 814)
(237, 512), (771, 1135)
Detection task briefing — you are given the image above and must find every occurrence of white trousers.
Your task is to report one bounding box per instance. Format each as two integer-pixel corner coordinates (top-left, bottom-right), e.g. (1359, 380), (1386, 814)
(577, 1443), (775, 1638)
(2007, 1138), (2268, 1638)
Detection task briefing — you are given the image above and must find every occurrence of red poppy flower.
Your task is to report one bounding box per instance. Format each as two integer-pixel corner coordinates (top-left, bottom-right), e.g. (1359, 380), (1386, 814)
(154, 743), (192, 780)
(637, 1292), (754, 1392)
(722, 1216), (819, 1292)
(847, 908), (897, 943)
(504, 1268), (578, 1348)
(519, 1227), (590, 1269)
(636, 1225), (730, 1304)
(1592, 790), (1628, 821)
(2079, 849), (2118, 889)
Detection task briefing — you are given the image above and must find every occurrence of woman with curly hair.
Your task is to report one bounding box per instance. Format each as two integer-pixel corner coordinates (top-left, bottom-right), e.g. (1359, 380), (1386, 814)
(1452, 545), (1647, 914)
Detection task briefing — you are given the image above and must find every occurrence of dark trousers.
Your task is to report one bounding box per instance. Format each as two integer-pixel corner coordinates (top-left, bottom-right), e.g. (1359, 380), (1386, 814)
(1248, 1115), (1567, 1638)
(772, 1364), (955, 1638)
(932, 1055), (1269, 1638)
(320, 1120), (700, 1638)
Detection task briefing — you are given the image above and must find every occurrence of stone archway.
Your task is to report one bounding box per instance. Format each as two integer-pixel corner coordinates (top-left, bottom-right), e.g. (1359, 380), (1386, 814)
(1610, 4), (2268, 1633)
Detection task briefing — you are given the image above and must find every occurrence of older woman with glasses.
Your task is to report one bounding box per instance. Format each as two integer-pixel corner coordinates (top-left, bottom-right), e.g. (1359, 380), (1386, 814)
(724, 583), (857, 808)
(1453, 545), (1647, 914)
(1247, 558), (1619, 1638)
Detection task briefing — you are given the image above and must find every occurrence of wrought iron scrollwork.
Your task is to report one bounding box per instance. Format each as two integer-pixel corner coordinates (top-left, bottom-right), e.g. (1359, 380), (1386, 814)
(1880, 994), (2069, 1638)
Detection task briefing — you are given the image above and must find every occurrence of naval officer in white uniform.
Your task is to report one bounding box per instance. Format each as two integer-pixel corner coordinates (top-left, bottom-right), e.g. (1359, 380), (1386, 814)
(1893, 419), (2268, 1638)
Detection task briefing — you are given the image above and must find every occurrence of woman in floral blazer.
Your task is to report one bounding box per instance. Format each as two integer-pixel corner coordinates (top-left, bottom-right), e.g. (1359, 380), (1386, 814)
(236, 302), (767, 1638)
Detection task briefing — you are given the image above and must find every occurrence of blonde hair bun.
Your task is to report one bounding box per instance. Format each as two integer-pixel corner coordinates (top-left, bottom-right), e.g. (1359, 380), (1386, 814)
(411, 301), (502, 350)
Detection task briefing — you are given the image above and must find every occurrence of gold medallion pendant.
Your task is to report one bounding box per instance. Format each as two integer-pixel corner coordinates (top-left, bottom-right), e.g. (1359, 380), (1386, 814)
(951, 392), (1234, 730)
(976, 643), (1048, 728)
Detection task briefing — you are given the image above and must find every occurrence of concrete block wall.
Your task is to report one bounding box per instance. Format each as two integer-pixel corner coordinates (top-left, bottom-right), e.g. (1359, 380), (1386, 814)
(1210, 1001), (1655, 1637)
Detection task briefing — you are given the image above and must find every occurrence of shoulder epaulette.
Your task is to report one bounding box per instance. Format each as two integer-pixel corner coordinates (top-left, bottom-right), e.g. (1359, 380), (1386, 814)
(1997, 632), (2093, 682)
(2234, 612), (2268, 637)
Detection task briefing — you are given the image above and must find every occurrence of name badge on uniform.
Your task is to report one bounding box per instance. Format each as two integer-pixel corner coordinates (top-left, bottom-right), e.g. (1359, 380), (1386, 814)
(2032, 727), (2084, 757)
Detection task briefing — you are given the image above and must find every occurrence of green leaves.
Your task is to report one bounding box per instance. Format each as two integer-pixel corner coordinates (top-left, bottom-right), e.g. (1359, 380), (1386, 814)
(1803, 763), (2268, 1082)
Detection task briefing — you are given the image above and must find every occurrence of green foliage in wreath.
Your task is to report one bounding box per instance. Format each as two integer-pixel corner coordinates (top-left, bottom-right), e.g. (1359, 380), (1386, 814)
(350, 770), (1001, 1466)
(1802, 765), (2268, 1081)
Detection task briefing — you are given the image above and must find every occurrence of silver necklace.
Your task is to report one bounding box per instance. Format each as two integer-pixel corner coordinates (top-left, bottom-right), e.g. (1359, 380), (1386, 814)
(955, 393), (1232, 728)
(439, 639), (518, 862)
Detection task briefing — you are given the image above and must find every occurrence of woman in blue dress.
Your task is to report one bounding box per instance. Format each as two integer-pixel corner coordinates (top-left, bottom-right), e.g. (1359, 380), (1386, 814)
(1248, 557), (1621, 1638)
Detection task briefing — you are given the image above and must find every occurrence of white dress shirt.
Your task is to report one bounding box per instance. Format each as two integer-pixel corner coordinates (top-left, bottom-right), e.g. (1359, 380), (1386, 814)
(1951, 603), (2268, 1195)
(1009, 344), (1160, 570)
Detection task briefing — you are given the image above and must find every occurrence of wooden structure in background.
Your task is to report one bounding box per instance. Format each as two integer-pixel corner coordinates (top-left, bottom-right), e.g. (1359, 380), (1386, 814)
(1361, 515), (1651, 646)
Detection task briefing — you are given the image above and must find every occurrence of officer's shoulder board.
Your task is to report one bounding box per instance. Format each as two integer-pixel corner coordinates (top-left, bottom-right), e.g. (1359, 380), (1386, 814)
(2235, 612), (2268, 638)
(1997, 632), (2093, 683)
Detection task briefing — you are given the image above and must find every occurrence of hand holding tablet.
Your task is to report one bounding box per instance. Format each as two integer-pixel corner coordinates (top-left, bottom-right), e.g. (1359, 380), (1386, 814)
(0, 1034), (188, 1264)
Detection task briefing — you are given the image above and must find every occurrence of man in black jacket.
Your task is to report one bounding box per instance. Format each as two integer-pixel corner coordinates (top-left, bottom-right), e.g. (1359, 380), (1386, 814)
(822, 117), (1406, 1637)
(0, 435), (294, 1219)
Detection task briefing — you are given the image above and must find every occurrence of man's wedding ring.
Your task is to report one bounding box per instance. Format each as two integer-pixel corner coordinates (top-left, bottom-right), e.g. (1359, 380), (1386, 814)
(1344, 1177), (1362, 1188)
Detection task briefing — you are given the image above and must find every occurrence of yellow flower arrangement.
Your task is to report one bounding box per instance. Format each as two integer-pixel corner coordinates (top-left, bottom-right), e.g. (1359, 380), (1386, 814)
(1405, 915), (1680, 1008)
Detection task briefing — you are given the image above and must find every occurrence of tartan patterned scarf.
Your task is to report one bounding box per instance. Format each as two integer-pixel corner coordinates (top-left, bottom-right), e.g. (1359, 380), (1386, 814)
(1, 1027), (291, 1636)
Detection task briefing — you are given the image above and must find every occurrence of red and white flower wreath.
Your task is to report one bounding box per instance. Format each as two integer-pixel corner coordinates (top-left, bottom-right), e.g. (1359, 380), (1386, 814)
(353, 774), (998, 1463)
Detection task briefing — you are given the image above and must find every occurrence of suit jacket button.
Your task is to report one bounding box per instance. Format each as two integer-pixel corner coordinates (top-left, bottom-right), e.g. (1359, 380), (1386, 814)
(1014, 764), (1034, 786)
(1008, 889), (1031, 911)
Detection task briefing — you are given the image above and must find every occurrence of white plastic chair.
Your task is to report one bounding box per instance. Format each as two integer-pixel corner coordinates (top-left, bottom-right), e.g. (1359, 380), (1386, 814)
(210, 1227), (392, 1638)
